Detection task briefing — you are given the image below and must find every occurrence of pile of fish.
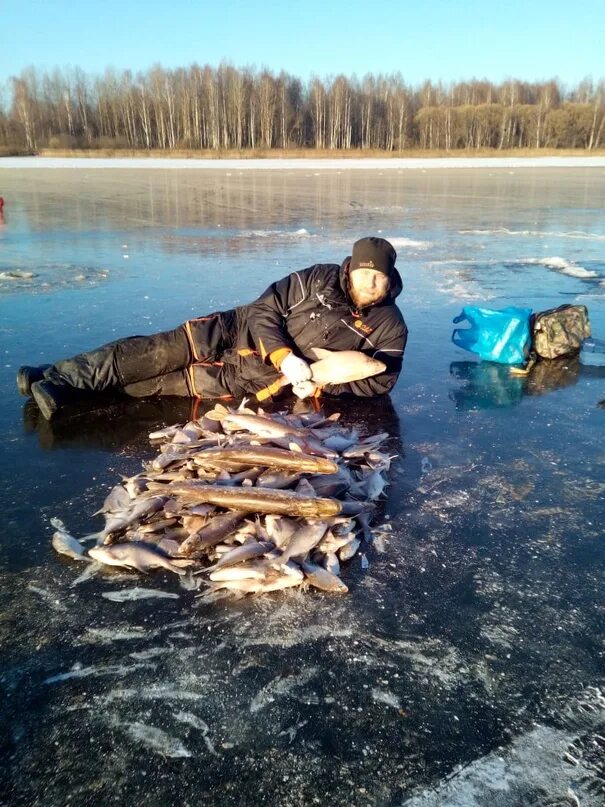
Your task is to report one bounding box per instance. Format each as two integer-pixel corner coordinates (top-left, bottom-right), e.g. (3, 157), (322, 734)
(51, 401), (395, 598)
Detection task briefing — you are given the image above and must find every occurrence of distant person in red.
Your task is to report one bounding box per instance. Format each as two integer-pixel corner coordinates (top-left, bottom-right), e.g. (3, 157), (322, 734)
(17, 237), (408, 420)
(0, 197), (5, 225)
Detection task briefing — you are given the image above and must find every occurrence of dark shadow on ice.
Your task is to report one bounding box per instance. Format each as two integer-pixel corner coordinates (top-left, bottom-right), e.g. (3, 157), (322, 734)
(449, 355), (605, 411)
(22, 392), (404, 455)
(22, 396), (196, 452)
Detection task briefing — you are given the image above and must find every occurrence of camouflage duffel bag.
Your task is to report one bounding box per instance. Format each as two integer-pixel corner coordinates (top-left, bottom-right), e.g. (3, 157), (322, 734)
(531, 304), (591, 359)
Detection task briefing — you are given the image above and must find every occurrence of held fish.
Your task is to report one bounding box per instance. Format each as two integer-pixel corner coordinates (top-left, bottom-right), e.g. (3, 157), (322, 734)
(308, 348), (387, 386)
(273, 349), (386, 392)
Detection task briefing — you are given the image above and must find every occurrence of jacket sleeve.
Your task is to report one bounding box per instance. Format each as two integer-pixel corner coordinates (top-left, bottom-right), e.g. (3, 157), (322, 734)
(323, 321), (408, 398)
(246, 266), (316, 361)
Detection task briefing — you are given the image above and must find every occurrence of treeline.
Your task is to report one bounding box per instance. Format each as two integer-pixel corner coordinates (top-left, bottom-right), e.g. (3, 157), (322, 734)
(2, 65), (604, 153)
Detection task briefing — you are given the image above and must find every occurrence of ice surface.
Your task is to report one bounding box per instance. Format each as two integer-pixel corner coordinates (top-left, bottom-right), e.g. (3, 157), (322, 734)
(1, 166), (604, 805)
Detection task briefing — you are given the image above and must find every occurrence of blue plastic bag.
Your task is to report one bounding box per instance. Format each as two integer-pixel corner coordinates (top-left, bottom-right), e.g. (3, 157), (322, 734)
(452, 306), (532, 365)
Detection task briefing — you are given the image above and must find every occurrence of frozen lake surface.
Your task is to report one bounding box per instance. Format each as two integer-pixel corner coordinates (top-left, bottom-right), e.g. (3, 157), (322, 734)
(0, 166), (604, 806)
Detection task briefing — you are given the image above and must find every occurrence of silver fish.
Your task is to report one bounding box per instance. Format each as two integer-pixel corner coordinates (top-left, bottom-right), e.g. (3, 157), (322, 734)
(209, 573), (302, 594)
(278, 521), (329, 565)
(338, 537), (361, 561)
(342, 433), (390, 458)
(264, 515), (299, 548)
(50, 518), (90, 562)
(309, 348), (386, 386)
(365, 469), (389, 501)
(93, 483), (132, 516)
(321, 431), (360, 453)
(209, 565), (268, 582)
(205, 540), (274, 572)
(221, 412), (306, 439)
(256, 470), (302, 489)
(84, 496), (167, 544)
(322, 552), (341, 576)
(88, 542), (196, 576)
(302, 560), (349, 593)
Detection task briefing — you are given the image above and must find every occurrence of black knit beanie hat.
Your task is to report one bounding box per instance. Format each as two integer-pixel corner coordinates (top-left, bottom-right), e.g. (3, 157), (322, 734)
(350, 237), (397, 277)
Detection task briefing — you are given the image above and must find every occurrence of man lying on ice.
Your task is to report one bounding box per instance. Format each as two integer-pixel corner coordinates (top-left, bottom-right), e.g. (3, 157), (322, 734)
(18, 236), (408, 420)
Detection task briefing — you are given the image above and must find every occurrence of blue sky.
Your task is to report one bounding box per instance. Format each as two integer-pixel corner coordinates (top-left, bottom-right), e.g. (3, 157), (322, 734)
(1, 0), (603, 88)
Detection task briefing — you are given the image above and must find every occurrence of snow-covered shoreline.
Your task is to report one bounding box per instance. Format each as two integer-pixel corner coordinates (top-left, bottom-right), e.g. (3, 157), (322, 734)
(2, 156), (605, 170)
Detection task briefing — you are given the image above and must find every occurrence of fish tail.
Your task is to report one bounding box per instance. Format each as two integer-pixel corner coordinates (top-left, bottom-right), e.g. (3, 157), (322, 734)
(81, 531), (104, 544)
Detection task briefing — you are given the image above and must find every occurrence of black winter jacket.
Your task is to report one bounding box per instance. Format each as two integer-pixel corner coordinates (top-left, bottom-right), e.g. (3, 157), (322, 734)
(224, 258), (407, 398)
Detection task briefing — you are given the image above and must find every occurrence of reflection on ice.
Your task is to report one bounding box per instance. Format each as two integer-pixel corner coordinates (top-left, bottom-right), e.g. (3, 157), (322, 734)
(449, 355), (605, 411)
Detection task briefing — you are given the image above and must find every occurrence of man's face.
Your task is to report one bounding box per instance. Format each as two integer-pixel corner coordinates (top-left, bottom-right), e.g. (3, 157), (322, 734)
(349, 268), (390, 308)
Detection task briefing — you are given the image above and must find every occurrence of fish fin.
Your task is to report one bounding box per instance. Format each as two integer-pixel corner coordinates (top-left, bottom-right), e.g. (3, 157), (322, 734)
(310, 347), (334, 360)
(170, 558), (198, 568)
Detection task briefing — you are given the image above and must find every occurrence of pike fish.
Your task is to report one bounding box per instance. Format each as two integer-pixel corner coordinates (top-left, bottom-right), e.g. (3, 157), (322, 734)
(166, 484), (344, 518)
(194, 446), (337, 475)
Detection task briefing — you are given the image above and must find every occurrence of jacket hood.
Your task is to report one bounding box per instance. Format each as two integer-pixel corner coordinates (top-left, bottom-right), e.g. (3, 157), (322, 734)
(339, 257), (403, 309)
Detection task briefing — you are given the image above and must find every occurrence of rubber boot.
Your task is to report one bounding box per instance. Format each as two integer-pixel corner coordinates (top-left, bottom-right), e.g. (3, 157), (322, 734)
(16, 365), (52, 396)
(31, 380), (92, 421)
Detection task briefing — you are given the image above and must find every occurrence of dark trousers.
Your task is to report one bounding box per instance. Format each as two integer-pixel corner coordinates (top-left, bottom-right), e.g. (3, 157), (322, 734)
(44, 314), (237, 399)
